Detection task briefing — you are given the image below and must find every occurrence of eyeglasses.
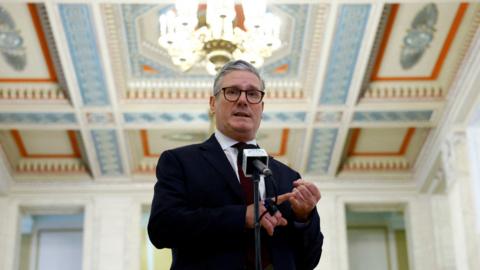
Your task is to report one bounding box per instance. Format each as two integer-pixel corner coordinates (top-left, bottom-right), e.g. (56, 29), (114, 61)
(218, 87), (265, 104)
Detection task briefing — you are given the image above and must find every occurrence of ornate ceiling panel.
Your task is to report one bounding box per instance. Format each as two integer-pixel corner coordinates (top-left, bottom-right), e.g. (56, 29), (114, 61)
(361, 3), (480, 102)
(0, 129), (88, 178)
(339, 127), (429, 172)
(0, 4), (69, 104)
(102, 3), (330, 102)
(127, 127), (303, 178)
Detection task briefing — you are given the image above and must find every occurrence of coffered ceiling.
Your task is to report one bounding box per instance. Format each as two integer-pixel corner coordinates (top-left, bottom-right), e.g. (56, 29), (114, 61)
(0, 0), (479, 188)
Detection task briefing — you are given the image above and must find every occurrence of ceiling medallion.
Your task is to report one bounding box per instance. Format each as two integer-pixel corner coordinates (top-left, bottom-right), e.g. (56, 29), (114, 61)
(0, 5), (26, 70)
(158, 0), (281, 75)
(400, 3), (438, 69)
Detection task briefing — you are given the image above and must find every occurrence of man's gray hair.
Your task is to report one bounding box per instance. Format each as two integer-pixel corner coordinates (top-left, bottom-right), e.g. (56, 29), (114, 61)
(212, 60), (265, 96)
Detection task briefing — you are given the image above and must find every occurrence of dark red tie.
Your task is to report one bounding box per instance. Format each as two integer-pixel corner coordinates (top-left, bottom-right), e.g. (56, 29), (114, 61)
(233, 142), (254, 204)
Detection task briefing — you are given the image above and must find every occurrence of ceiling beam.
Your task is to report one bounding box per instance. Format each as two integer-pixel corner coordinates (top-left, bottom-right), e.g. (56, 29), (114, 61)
(44, 2), (100, 179)
(299, 2), (338, 175)
(91, 2), (132, 180)
(327, 2), (385, 177)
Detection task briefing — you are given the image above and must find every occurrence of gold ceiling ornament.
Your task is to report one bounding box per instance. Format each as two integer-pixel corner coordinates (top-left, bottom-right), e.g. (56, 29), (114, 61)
(158, 0), (281, 75)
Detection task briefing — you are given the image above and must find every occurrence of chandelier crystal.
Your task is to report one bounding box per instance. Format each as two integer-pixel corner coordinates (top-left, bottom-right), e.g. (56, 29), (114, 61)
(158, 0), (281, 75)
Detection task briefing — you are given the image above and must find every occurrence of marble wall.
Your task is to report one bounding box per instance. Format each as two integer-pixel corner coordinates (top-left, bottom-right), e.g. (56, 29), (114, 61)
(0, 132), (479, 270)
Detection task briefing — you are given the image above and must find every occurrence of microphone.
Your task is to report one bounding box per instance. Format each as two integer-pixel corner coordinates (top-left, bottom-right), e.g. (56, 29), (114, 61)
(242, 148), (272, 177)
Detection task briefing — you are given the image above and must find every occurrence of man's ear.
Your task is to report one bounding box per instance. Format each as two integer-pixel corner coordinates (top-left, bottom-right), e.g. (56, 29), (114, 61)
(209, 96), (216, 114)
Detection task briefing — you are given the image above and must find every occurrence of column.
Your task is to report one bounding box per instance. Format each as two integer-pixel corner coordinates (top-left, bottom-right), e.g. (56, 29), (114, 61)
(315, 191), (337, 270)
(442, 132), (480, 270)
(407, 195), (437, 270)
(92, 196), (137, 270)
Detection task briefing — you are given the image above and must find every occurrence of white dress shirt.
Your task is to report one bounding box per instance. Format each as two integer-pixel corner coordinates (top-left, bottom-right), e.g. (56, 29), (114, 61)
(214, 131), (266, 200)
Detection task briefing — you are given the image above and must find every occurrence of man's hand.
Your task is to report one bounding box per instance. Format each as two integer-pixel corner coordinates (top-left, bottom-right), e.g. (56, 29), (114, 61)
(245, 193), (292, 236)
(289, 179), (321, 222)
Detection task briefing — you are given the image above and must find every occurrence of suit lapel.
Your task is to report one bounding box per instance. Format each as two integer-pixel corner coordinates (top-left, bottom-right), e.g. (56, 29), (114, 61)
(200, 135), (244, 201)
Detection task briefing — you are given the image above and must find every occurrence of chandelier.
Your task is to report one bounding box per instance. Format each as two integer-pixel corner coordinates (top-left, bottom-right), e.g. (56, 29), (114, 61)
(158, 0), (281, 75)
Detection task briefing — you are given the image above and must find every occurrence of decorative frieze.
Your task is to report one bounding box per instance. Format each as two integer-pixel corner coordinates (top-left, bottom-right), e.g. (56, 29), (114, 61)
(15, 158), (86, 173)
(363, 85), (443, 99)
(306, 128), (338, 174)
(0, 113), (77, 125)
(0, 84), (67, 101)
(352, 110), (433, 122)
(91, 130), (124, 176)
(124, 112), (209, 124)
(342, 157), (410, 171)
(303, 5), (329, 101)
(101, 4), (127, 99)
(123, 111), (306, 125)
(124, 80), (304, 101)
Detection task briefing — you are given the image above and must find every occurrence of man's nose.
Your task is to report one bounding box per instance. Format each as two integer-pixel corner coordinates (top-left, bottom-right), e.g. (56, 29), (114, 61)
(237, 91), (248, 103)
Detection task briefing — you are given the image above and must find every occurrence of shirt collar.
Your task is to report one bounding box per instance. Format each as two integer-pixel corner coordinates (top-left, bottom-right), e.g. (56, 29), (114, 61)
(214, 130), (257, 150)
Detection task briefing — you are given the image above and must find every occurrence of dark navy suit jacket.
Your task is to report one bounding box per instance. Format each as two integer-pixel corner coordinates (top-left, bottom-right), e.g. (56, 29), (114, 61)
(148, 134), (323, 270)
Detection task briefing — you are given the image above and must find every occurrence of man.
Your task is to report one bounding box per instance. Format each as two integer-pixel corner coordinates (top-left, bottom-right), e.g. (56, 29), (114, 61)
(148, 60), (323, 270)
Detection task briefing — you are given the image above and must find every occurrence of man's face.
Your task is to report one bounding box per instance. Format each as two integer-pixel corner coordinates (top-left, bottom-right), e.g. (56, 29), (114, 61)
(210, 70), (264, 142)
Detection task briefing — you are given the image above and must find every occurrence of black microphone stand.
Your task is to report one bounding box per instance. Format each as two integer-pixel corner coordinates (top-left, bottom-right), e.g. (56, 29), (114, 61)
(252, 168), (262, 270)
(242, 147), (272, 270)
